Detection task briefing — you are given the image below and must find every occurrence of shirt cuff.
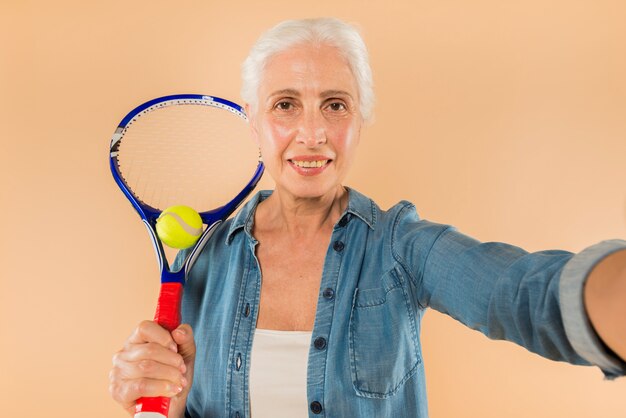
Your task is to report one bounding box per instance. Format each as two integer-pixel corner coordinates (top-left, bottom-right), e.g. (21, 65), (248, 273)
(559, 239), (626, 379)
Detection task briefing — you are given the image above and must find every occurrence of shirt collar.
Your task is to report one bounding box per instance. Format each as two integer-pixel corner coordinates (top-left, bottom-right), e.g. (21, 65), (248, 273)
(226, 187), (377, 244)
(343, 187), (377, 229)
(226, 190), (271, 244)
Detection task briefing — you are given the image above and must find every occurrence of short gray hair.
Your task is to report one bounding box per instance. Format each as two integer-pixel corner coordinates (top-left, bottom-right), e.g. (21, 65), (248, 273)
(241, 17), (374, 123)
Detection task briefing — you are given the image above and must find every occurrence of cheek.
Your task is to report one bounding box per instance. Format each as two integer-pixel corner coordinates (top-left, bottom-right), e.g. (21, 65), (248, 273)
(261, 119), (294, 151)
(271, 123), (294, 144)
(332, 123), (360, 157)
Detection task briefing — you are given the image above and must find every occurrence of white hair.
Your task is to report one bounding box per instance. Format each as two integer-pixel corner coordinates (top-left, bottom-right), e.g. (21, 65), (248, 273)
(241, 17), (374, 123)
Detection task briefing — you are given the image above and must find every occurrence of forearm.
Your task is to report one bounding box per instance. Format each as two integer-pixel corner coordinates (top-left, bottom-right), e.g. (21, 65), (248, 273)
(584, 248), (626, 361)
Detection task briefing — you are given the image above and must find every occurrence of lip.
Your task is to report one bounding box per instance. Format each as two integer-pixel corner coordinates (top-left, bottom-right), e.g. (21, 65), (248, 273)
(287, 155), (332, 176)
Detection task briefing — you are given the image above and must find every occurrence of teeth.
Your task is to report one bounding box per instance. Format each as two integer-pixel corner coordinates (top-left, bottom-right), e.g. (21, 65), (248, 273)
(291, 160), (329, 168)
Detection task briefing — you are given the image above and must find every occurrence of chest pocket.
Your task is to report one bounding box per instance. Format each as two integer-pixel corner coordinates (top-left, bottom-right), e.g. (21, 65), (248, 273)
(348, 267), (421, 398)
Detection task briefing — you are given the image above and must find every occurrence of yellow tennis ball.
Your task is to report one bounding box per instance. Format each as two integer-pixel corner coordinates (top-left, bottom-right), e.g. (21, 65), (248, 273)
(156, 205), (203, 249)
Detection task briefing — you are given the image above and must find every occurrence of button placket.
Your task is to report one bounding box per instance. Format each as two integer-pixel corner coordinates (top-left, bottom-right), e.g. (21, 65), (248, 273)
(307, 226), (347, 418)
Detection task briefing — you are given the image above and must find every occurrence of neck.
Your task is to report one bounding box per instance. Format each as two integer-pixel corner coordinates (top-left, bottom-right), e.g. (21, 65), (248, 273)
(256, 186), (348, 236)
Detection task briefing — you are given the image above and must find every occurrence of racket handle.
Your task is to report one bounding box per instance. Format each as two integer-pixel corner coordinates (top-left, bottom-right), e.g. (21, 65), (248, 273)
(135, 282), (183, 418)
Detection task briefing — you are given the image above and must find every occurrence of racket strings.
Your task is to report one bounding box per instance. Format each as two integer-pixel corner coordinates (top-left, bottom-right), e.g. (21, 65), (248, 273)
(116, 103), (257, 213)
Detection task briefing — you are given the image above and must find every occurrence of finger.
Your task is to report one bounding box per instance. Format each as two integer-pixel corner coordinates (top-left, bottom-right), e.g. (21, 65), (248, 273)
(126, 320), (178, 352)
(109, 369), (185, 411)
(116, 377), (183, 403)
(172, 324), (196, 359)
(114, 342), (185, 370)
(114, 356), (187, 385)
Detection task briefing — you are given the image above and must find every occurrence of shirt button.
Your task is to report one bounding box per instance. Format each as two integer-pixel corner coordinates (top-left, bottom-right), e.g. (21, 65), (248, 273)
(338, 215), (349, 227)
(333, 240), (345, 252)
(310, 401), (323, 414)
(314, 336), (327, 350)
(322, 288), (334, 300)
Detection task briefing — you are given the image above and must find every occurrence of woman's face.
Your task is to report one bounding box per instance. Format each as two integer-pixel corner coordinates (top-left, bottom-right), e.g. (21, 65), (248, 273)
(247, 43), (362, 200)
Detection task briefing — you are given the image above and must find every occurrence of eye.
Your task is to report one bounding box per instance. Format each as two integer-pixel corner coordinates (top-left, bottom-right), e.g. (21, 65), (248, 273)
(325, 100), (347, 112)
(274, 100), (295, 111)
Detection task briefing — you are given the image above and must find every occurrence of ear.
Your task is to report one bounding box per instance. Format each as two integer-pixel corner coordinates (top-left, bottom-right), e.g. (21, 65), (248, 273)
(245, 103), (260, 147)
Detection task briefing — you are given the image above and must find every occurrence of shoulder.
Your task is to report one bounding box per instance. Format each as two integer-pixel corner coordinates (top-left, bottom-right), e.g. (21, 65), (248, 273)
(345, 187), (415, 229)
(351, 190), (456, 272)
(347, 188), (449, 238)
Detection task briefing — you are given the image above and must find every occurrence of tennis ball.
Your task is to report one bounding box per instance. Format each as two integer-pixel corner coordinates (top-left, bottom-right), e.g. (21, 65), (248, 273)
(156, 205), (203, 249)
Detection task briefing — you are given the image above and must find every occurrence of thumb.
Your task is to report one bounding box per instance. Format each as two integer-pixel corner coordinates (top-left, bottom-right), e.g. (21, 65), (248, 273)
(169, 324), (196, 415)
(172, 324), (196, 362)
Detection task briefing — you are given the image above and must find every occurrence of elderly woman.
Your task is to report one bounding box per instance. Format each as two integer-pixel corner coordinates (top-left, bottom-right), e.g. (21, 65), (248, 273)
(110, 18), (626, 418)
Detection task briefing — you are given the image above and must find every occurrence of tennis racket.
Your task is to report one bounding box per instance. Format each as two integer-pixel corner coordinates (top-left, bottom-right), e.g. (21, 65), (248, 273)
(109, 94), (264, 418)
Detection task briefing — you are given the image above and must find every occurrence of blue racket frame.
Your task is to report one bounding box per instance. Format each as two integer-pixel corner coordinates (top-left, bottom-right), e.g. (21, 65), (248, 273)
(110, 94), (264, 284)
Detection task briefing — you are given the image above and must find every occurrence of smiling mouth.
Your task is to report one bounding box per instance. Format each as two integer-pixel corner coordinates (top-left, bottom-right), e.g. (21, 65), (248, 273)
(289, 159), (330, 168)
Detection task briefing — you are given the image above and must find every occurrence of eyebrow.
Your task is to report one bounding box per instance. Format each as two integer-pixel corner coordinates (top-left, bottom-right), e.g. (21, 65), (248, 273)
(269, 89), (300, 98)
(320, 90), (354, 100)
(268, 89), (354, 100)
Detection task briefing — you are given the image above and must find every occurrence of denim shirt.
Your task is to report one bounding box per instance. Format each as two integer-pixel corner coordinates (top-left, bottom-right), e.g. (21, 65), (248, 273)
(182, 188), (626, 418)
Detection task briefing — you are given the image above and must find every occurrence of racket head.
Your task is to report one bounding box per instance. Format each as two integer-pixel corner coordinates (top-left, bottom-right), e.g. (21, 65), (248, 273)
(110, 94), (264, 279)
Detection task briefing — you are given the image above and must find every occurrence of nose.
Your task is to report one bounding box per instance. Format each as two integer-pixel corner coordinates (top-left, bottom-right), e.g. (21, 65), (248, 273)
(295, 109), (326, 147)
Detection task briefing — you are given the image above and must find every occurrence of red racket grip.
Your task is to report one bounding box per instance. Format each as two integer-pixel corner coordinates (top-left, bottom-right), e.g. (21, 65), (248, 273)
(134, 282), (183, 418)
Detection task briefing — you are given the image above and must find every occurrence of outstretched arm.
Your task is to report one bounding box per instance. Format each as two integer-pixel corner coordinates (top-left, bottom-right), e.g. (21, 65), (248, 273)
(584, 249), (626, 361)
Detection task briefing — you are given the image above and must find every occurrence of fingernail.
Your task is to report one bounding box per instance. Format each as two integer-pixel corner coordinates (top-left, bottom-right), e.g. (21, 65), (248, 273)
(181, 377), (188, 387)
(180, 363), (187, 373)
(171, 384), (183, 394)
(176, 328), (186, 336)
(169, 343), (178, 353)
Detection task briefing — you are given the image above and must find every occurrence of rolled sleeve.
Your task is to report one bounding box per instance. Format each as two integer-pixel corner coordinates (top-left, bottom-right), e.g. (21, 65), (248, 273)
(559, 239), (626, 379)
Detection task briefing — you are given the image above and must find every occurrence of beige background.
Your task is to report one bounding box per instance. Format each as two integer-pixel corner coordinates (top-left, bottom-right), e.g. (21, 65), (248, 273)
(1, 0), (625, 417)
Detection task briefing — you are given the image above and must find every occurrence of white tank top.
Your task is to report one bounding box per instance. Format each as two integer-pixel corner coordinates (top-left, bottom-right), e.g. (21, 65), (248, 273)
(249, 328), (312, 417)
